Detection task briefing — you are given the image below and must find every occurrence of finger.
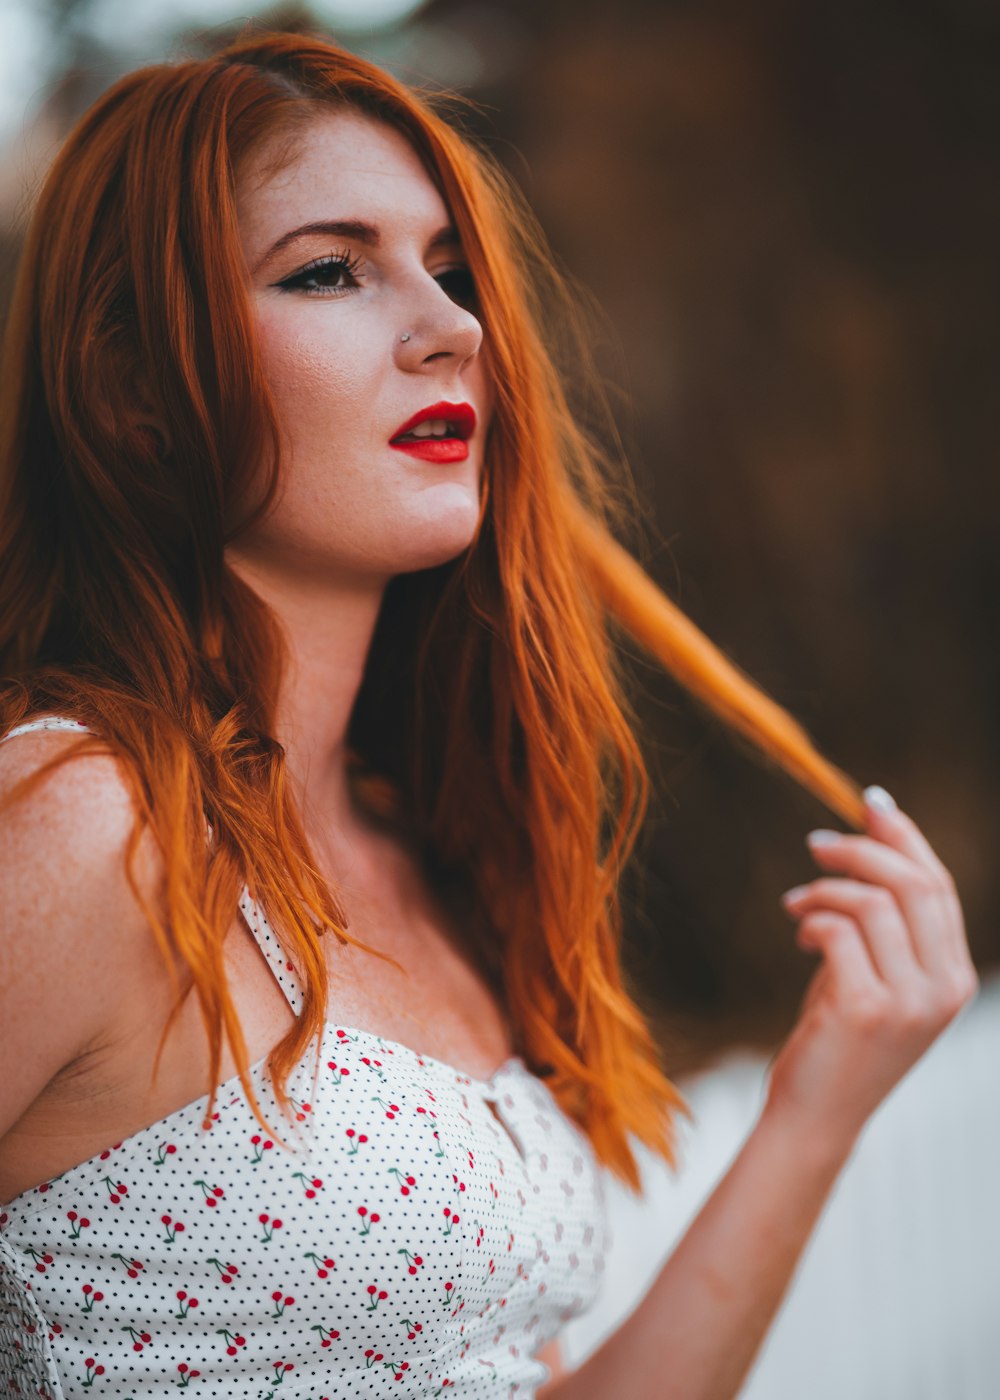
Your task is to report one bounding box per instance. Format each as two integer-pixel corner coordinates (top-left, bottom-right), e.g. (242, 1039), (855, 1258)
(861, 795), (971, 973)
(805, 832), (963, 978)
(797, 911), (885, 1009)
(782, 877), (918, 986)
(861, 788), (952, 881)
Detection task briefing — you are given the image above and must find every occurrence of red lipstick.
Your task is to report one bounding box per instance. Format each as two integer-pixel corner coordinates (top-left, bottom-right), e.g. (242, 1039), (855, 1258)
(389, 400), (476, 463)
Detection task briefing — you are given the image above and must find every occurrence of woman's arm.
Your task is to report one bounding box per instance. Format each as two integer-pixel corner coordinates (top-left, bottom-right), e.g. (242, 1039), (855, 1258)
(540, 1102), (852, 1400)
(535, 1334), (569, 1394)
(545, 791), (977, 1400)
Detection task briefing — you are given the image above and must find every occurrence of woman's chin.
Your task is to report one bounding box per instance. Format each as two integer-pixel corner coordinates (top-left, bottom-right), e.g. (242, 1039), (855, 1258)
(395, 491), (482, 570)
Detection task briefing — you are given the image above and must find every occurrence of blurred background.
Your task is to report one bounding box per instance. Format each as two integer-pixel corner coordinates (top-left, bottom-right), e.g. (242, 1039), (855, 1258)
(2, 1), (997, 1395)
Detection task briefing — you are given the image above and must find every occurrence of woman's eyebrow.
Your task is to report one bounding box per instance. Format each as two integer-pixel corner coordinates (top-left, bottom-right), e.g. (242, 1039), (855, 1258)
(255, 218), (460, 272)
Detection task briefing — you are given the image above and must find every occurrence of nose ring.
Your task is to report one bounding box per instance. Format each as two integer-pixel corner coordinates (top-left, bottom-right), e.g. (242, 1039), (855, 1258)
(400, 332), (411, 342)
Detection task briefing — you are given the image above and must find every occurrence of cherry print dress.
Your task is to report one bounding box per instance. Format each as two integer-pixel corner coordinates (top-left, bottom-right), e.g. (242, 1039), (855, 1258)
(0, 716), (610, 1398)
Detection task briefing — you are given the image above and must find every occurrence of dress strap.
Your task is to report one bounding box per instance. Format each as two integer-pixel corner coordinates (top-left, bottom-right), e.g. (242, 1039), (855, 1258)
(0, 712), (304, 1017)
(237, 887), (306, 1019)
(0, 714), (93, 744)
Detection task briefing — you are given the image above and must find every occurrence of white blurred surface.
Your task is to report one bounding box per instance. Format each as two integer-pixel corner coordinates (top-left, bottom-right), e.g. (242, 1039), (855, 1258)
(563, 967), (1000, 1399)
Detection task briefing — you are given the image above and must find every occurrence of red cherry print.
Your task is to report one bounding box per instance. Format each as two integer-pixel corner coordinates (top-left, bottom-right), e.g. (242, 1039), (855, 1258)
(83, 1285), (92, 1296)
(85, 1359), (95, 1368)
(259, 1213), (269, 1223)
(177, 1364), (188, 1373)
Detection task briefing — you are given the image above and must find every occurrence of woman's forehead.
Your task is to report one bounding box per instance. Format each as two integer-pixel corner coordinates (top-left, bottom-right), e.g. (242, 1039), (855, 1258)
(236, 109), (450, 260)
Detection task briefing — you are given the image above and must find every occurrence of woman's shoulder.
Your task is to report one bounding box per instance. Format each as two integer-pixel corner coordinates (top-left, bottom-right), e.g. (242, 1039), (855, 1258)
(0, 721), (149, 886)
(0, 721), (170, 1136)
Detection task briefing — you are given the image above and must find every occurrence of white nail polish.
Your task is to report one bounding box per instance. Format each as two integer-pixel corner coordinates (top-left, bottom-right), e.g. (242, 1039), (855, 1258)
(863, 785), (897, 814)
(806, 829), (840, 846)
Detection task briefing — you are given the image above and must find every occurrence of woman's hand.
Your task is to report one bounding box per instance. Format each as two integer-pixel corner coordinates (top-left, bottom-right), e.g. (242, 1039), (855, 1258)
(764, 786), (979, 1148)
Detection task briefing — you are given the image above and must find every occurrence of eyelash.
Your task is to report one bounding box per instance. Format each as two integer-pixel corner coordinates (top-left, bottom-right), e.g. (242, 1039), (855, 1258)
(277, 246), (477, 306)
(278, 247), (366, 297)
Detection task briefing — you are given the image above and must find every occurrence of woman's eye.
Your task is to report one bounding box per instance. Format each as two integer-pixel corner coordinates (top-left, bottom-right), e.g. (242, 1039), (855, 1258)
(437, 266), (478, 309)
(275, 254), (477, 307)
(278, 250), (364, 297)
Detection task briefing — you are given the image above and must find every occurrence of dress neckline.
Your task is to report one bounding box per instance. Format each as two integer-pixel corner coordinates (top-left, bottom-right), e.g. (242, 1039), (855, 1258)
(1, 1024), (526, 1217)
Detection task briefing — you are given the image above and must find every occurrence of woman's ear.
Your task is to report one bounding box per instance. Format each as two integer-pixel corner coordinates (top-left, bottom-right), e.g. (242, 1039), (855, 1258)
(130, 411), (173, 458)
(126, 366), (173, 457)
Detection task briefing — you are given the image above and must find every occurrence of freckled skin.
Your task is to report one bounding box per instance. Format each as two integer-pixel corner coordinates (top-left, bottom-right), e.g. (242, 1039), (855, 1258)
(228, 108), (493, 587)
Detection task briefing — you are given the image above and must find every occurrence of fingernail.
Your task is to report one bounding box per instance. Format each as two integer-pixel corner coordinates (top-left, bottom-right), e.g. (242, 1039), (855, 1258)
(806, 829), (840, 847)
(863, 785), (897, 814)
(780, 885), (810, 905)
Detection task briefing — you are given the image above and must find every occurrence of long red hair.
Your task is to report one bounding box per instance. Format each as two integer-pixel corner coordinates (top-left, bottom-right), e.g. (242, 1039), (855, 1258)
(0, 27), (865, 1191)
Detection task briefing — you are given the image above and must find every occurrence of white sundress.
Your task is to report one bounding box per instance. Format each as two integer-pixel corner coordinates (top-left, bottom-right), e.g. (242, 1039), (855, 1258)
(0, 716), (610, 1398)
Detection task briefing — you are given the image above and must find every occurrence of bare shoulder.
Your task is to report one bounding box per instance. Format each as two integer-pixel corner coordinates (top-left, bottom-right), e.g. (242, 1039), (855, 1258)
(0, 729), (168, 1139)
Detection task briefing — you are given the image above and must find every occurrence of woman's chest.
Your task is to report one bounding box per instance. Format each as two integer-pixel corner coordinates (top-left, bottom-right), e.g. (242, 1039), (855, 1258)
(1, 1029), (609, 1397)
(0, 875), (515, 1210)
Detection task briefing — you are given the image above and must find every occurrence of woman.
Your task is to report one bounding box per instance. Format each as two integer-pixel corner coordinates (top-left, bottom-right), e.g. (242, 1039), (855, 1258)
(0, 27), (976, 1399)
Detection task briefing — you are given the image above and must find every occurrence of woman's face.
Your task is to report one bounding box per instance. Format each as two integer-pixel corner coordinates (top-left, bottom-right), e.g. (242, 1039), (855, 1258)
(228, 107), (493, 586)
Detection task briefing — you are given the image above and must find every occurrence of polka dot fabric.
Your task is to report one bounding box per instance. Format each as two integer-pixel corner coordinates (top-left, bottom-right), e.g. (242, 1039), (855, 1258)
(0, 717), (610, 1398)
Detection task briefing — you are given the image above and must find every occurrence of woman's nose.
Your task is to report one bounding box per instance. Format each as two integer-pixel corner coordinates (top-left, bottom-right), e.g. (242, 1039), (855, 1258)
(395, 278), (483, 368)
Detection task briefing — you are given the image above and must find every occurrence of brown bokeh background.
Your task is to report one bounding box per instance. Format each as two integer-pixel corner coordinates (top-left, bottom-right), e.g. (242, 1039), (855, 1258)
(3, 0), (996, 1077)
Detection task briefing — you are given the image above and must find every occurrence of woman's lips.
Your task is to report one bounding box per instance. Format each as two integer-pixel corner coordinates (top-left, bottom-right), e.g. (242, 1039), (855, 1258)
(389, 437), (469, 462)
